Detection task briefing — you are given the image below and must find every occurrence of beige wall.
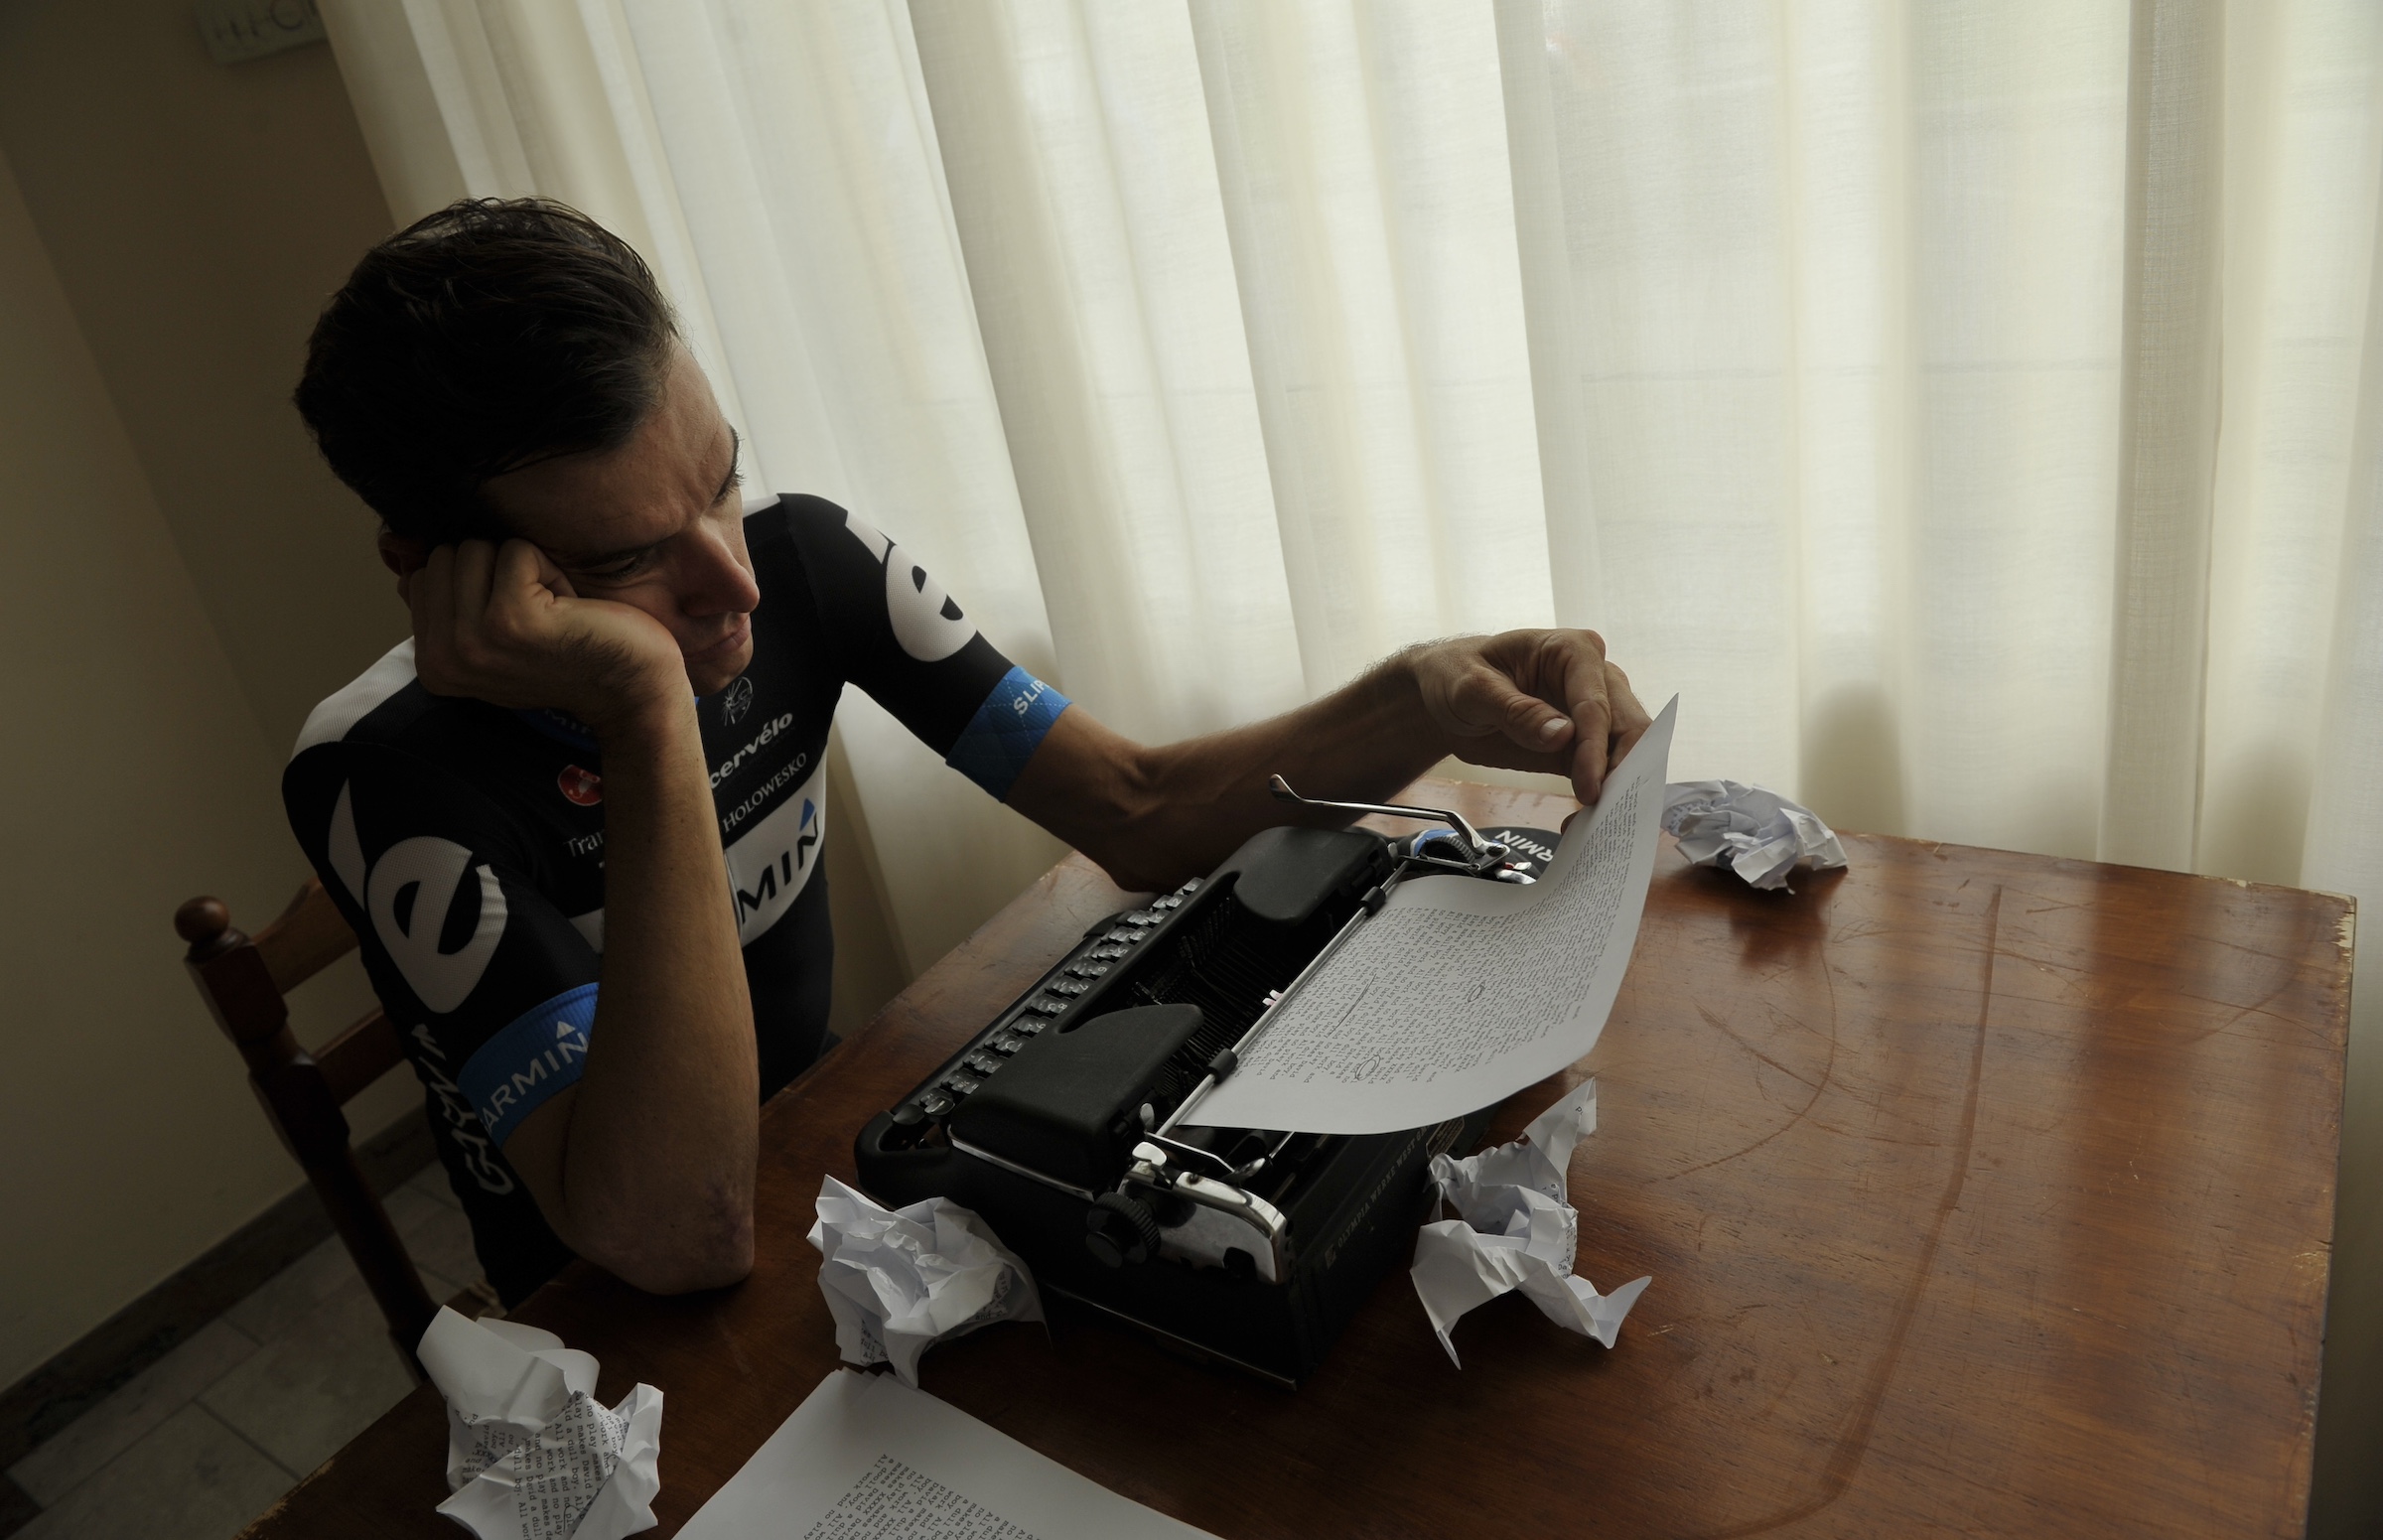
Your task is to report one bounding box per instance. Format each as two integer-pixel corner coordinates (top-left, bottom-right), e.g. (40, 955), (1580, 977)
(0, 0), (403, 749)
(0, 141), (395, 1389)
(0, 0), (408, 1390)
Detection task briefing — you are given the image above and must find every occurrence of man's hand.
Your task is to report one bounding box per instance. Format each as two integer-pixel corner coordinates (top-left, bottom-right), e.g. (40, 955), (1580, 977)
(1407, 630), (1652, 803)
(404, 539), (684, 736)
(1010, 626), (1655, 893)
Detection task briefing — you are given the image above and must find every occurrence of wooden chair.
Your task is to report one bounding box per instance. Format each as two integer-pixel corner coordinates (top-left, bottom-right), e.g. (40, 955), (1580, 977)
(175, 879), (472, 1377)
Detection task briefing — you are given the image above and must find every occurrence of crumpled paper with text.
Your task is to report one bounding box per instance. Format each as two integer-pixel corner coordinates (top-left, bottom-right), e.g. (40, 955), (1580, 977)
(807, 1176), (1044, 1386)
(416, 1308), (662, 1540)
(1662, 779), (1848, 891)
(1410, 1080), (1651, 1367)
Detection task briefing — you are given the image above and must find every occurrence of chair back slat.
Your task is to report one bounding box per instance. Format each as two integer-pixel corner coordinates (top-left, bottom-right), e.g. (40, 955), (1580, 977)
(317, 1009), (405, 1105)
(253, 879), (362, 995)
(176, 885), (439, 1376)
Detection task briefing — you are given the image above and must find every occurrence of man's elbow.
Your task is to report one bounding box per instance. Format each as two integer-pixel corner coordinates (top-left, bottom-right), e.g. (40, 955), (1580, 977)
(579, 1199), (755, 1296)
(1071, 743), (1197, 893)
(615, 1232), (754, 1295)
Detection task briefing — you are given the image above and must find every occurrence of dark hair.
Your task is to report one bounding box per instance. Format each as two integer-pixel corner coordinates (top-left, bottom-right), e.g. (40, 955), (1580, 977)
(295, 198), (678, 544)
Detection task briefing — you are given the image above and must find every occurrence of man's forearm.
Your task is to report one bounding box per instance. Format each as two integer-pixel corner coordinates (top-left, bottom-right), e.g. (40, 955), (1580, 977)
(561, 697), (758, 1289)
(1014, 651), (1452, 891)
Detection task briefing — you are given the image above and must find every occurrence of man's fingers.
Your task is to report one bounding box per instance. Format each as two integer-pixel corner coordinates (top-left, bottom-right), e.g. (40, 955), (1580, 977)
(1462, 664), (1573, 752)
(519, 539), (578, 600)
(1604, 662), (1653, 762)
(450, 539), (498, 623)
(489, 539), (560, 630)
(410, 544), (459, 692)
(1552, 631), (1612, 801)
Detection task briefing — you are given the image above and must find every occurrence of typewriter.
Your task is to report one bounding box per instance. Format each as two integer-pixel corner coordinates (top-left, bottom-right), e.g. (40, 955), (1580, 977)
(854, 781), (1559, 1386)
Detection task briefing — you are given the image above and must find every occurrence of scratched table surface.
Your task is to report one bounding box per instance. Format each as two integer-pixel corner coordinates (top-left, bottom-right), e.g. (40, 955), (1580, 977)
(242, 779), (2351, 1539)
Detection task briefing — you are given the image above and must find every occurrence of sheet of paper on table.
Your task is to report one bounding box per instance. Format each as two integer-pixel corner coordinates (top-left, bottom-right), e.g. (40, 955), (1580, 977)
(676, 1369), (1215, 1540)
(1188, 697), (1677, 1136)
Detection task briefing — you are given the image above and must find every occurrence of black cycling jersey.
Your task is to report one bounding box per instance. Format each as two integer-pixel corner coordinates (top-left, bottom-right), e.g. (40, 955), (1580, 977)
(282, 494), (1070, 1304)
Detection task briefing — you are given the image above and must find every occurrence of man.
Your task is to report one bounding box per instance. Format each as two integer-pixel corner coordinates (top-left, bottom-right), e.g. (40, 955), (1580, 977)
(287, 198), (1651, 1307)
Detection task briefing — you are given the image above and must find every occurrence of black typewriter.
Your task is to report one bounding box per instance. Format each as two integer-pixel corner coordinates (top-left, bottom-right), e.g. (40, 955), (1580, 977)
(854, 781), (1558, 1386)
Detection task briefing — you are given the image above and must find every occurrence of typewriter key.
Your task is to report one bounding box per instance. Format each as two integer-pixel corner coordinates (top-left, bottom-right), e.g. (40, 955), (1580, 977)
(963, 1050), (1003, 1076)
(1046, 979), (1087, 997)
(916, 1090), (955, 1118)
(942, 1071), (983, 1096)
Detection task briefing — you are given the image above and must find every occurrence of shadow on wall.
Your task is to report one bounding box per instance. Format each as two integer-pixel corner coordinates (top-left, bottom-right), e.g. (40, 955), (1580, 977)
(1799, 684), (1906, 840)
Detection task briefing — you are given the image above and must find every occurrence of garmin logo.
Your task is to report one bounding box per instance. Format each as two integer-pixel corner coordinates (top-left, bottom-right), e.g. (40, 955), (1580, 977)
(408, 1025), (513, 1195)
(1488, 828), (1557, 865)
(711, 713), (795, 788)
(733, 798), (820, 925)
(476, 1017), (591, 1134)
(723, 764), (826, 944)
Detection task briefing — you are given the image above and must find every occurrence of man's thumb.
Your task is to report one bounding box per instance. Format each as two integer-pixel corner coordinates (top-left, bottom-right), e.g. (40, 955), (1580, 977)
(1487, 677), (1572, 752)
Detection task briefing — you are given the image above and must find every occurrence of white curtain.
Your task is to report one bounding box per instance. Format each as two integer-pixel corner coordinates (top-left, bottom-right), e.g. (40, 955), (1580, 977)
(320, 4), (2383, 1521)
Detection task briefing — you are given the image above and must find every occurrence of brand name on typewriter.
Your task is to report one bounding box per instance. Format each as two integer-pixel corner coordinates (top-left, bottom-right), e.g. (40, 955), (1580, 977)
(1318, 1123), (1445, 1274)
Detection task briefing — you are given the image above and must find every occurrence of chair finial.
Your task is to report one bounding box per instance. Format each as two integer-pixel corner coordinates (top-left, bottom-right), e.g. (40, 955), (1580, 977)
(175, 896), (231, 946)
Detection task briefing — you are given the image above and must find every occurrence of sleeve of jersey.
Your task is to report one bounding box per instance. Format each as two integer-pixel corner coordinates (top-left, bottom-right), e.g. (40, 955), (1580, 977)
(281, 745), (601, 1149)
(773, 494), (1071, 800)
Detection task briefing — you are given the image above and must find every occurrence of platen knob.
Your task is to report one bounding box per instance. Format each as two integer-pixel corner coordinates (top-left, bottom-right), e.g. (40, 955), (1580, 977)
(1084, 1192), (1162, 1268)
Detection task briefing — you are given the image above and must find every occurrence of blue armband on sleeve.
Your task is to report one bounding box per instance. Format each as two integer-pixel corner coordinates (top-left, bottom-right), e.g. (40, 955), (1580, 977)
(459, 983), (598, 1145)
(945, 665), (1070, 799)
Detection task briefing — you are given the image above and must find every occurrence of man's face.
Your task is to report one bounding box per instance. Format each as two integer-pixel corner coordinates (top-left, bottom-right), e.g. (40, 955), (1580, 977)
(482, 344), (761, 697)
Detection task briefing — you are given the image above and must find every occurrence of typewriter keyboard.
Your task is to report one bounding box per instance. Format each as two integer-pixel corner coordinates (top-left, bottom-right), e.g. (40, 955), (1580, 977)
(895, 878), (1203, 1126)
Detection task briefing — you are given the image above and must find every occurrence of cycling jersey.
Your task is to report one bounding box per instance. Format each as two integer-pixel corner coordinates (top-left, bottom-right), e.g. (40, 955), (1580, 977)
(282, 495), (1070, 1304)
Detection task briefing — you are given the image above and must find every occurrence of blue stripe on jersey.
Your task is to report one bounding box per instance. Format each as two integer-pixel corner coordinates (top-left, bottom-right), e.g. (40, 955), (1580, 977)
(459, 983), (599, 1146)
(945, 665), (1070, 799)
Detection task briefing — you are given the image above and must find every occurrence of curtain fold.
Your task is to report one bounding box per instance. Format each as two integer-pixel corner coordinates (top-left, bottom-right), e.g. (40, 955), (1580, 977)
(317, 8), (2383, 1516)
(2105, 0), (2223, 869)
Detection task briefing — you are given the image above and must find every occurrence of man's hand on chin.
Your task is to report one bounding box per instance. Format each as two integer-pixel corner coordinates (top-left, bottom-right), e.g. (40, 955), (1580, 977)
(403, 538), (685, 737)
(1406, 629), (1654, 805)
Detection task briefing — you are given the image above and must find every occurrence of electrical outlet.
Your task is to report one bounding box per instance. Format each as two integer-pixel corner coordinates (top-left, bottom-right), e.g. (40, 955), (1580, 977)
(195, 0), (327, 66)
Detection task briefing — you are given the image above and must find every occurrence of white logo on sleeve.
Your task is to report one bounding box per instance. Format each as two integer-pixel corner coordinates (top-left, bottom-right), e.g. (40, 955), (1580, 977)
(364, 835), (507, 1014)
(843, 510), (892, 563)
(884, 546), (974, 662)
(843, 510), (977, 662)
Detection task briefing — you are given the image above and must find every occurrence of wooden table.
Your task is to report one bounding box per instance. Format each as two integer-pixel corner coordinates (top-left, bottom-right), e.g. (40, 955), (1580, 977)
(243, 780), (2352, 1539)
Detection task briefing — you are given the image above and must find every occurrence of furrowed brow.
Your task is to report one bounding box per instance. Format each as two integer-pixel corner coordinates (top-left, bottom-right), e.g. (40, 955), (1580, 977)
(557, 430), (742, 569)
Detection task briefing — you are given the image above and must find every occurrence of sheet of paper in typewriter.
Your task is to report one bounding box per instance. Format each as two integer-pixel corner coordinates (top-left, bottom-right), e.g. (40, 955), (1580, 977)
(1188, 697), (1677, 1136)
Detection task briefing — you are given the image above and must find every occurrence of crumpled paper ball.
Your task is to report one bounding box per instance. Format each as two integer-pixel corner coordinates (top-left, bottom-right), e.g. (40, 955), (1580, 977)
(1410, 1080), (1651, 1367)
(1661, 779), (1848, 891)
(806, 1176), (1044, 1386)
(415, 1308), (662, 1540)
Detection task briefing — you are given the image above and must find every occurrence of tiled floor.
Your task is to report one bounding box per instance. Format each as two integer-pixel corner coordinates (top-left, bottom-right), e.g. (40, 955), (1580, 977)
(7, 1167), (482, 1540)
